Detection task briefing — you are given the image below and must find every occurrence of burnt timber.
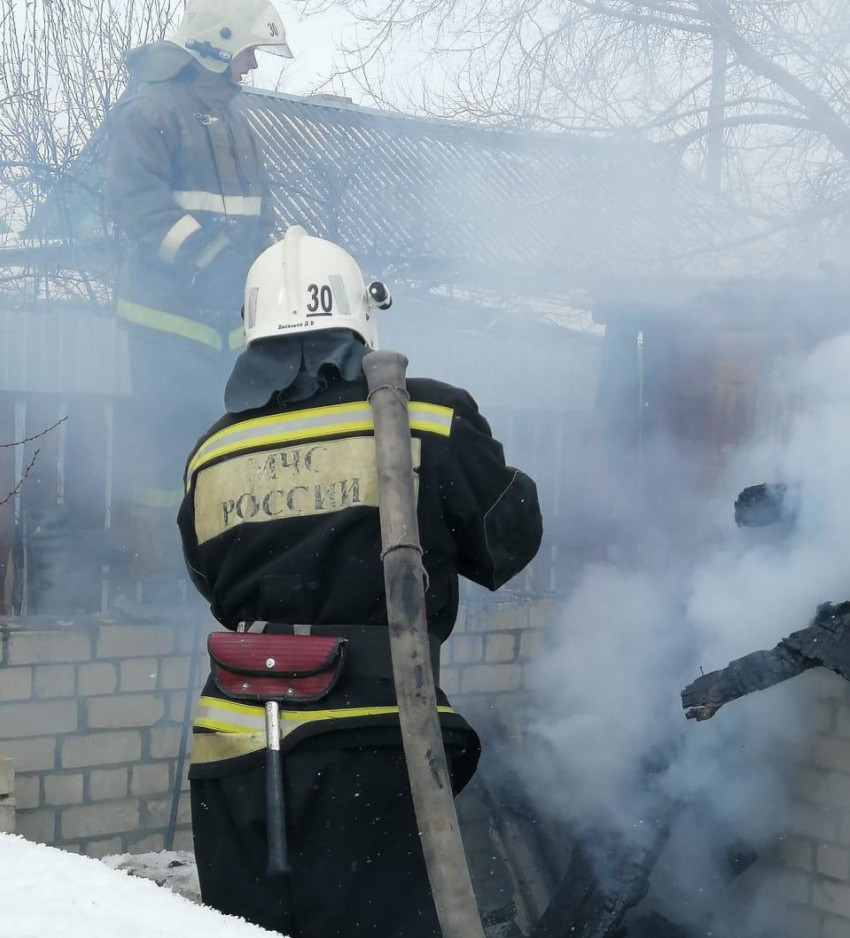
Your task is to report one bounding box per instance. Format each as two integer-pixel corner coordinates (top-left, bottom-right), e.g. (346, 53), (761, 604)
(682, 601), (850, 721)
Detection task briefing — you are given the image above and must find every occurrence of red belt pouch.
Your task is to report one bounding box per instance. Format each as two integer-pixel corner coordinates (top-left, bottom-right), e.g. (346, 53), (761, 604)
(206, 632), (347, 875)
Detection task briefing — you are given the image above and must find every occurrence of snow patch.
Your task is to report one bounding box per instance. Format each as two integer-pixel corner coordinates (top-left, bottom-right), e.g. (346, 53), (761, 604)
(0, 834), (282, 938)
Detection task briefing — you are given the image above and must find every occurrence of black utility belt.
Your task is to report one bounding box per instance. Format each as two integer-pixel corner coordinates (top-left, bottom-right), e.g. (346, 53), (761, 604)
(208, 624), (441, 706)
(260, 624), (442, 684)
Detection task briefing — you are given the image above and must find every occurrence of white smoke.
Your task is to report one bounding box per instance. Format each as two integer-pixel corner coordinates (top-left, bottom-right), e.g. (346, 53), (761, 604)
(522, 331), (850, 936)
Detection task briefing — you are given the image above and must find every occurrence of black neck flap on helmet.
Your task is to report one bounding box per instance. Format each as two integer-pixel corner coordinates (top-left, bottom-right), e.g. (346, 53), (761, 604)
(224, 329), (369, 415)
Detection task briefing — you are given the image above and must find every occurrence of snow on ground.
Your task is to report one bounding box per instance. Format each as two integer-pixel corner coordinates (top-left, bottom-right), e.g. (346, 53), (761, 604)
(0, 834), (282, 938)
(102, 850), (201, 903)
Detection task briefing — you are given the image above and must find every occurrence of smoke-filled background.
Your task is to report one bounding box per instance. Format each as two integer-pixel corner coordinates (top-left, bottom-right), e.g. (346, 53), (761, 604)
(475, 330), (850, 937)
(3, 0), (850, 935)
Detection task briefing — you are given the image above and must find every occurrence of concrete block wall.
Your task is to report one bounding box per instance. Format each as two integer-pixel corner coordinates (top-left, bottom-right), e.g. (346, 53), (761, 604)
(445, 597), (558, 911)
(0, 754), (14, 832)
(772, 671), (850, 938)
(0, 614), (206, 857)
(443, 602), (850, 938)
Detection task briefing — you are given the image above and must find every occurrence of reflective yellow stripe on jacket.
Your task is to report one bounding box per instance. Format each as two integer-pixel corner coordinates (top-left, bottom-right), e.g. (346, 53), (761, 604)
(117, 299), (224, 350)
(191, 696), (456, 764)
(186, 400), (454, 489)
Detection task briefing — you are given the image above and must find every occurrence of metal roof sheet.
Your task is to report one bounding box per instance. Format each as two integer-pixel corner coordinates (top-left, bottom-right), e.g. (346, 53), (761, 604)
(19, 88), (768, 289)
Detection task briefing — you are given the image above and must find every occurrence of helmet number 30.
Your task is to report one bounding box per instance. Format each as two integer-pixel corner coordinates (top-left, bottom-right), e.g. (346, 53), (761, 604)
(307, 284), (333, 316)
(269, 22), (280, 36)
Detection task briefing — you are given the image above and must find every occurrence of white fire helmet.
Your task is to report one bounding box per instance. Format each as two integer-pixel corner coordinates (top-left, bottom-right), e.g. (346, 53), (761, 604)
(242, 226), (392, 350)
(170, 0), (293, 74)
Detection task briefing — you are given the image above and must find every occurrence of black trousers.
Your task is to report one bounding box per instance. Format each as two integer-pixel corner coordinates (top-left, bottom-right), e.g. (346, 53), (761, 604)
(191, 738), (448, 938)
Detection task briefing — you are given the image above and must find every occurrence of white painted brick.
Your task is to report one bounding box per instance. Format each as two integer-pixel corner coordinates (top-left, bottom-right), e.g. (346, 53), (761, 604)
(466, 604), (527, 633)
(33, 665), (75, 699)
(0, 699), (77, 738)
(813, 878), (850, 917)
(448, 635), (482, 665)
(0, 757), (13, 796)
(44, 774), (84, 807)
(130, 763), (170, 797)
(780, 837), (814, 873)
(0, 801), (15, 834)
(85, 837), (124, 859)
(786, 804), (839, 843)
(16, 809), (55, 844)
(7, 631), (91, 665)
(119, 659), (159, 692)
(150, 727), (182, 760)
(77, 663), (117, 696)
(160, 657), (192, 690)
(145, 795), (191, 828)
(130, 833), (165, 853)
(89, 767), (129, 802)
(0, 667), (33, 701)
(61, 800), (140, 839)
(440, 668), (460, 696)
(818, 844), (850, 881)
(86, 695), (164, 730)
(527, 600), (559, 629)
(0, 738), (56, 772)
(97, 625), (173, 659)
(485, 633), (517, 663)
(14, 775), (39, 810)
(172, 829), (194, 852)
(61, 731), (141, 769)
(461, 664), (523, 695)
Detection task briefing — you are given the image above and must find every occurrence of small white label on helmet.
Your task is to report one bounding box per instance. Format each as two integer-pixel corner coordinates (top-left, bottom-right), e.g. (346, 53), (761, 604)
(328, 275), (351, 316)
(247, 287), (259, 329)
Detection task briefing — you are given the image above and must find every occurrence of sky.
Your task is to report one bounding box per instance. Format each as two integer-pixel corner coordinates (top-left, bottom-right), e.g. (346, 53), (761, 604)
(256, 4), (360, 97)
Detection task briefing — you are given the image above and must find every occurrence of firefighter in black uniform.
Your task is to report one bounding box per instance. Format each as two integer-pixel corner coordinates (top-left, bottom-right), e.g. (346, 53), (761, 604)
(106, 0), (292, 597)
(178, 227), (543, 937)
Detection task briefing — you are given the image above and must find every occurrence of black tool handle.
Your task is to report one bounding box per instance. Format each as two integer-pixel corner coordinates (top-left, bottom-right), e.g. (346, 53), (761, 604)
(265, 702), (290, 876)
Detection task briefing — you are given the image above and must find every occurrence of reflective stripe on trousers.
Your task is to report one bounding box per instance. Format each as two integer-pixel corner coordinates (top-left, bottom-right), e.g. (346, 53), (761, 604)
(191, 695), (456, 764)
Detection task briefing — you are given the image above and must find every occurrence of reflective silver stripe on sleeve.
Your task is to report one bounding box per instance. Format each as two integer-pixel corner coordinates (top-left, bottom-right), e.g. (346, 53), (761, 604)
(159, 215), (202, 263)
(195, 232), (230, 270)
(174, 191), (263, 216)
(186, 400), (454, 489)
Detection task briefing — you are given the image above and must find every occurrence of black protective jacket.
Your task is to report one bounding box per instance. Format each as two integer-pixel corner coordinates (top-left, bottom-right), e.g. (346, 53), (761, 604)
(107, 43), (275, 353)
(179, 374), (542, 638)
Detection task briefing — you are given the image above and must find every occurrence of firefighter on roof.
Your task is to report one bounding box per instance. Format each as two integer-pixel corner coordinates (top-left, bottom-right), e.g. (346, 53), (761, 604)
(106, 0), (291, 598)
(179, 226), (544, 937)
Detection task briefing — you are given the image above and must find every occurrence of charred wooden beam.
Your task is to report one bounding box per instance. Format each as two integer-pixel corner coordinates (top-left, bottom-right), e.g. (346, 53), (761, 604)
(682, 601), (850, 721)
(624, 912), (694, 938)
(734, 482), (798, 529)
(532, 807), (677, 938)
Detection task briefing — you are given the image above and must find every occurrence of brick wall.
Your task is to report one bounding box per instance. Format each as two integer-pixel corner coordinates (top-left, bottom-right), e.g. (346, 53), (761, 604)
(446, 598), (558, 913)
(445, 601), (850, 937)
(7, 600), (849, 936)
(0, 613), (206, 857)
(0, 600), (551, 873)
(771, 671), (850, 938)
(0, 754), (14, 832)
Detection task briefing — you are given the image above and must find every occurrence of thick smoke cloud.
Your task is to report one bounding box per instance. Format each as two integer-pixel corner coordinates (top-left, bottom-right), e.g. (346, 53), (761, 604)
(517, 331), (850, 936)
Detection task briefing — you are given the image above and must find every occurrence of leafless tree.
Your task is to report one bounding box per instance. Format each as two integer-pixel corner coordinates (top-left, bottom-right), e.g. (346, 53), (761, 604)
(304, 0), (850, 228)
(0, 0), (183, 302)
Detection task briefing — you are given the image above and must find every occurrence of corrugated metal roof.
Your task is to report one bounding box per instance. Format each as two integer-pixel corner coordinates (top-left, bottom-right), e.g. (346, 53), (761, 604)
(0, 308), (131, 396)
(20, 88), (762, 290)
(245, 90), (753, 286)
